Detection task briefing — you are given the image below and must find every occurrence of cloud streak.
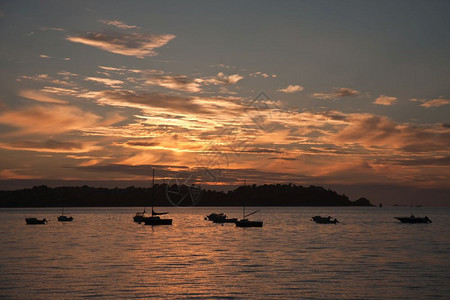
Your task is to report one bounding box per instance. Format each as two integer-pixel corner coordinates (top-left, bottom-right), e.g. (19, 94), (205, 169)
(374, 95), (397, 106)
(313, 88), (360, 100)
(278, 84), (304, 93)
(66, 31), (175, 58)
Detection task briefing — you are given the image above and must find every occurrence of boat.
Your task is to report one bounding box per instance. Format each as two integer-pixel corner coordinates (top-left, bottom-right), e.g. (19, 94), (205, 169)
(395, 215), (432, 223)
(133, 211), (149, 223)
(143, 170), (172, 226)
(25, 218), (47, 225)
(58, 207), (73, 222)
(312, 215), (339, 224)
(205, 213), (237, 223)
(235, 179), (263, 228)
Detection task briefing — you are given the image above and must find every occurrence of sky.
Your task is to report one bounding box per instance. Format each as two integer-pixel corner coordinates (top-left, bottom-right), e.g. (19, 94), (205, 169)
(0, 0), (449, 205)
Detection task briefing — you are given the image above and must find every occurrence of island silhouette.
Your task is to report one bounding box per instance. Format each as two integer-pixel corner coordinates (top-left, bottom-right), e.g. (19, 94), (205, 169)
(0, 184), (372, 207)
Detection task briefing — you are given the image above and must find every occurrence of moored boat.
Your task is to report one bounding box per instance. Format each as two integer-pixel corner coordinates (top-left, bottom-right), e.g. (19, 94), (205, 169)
(206, 213), (237, 223)
(143, 170), (172, 226)
(395, 215), (431, 223)
(312, 215), (339, 224)
(235, 218), (263, 227)
(25, 218), (47, 225)
(57, 215), (73, 222)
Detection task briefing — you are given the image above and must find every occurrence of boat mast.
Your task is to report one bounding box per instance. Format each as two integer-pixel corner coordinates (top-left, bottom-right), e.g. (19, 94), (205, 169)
(152, 169), (155, 216)
(243, 178), (246, 219)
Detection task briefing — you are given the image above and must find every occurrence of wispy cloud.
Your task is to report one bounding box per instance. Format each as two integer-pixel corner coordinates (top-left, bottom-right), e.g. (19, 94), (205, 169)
(40, 27), (65, 31)
(145, 75), (201, 92)
(420, 98), (450, 108)
(19, 89), (68, 104)
(85, 77), (124, 88)
(0, 139), (101, 153)
(313, 88), (360, 100)
(99, 19), (140, 29)
(202, 72), (244, 85)
(278, 84), (304, 93)
(332, 114), (450, 152)
(0, 104), (122, 135)
(374, 95), (397, 106)
(66, 31), (175, 58)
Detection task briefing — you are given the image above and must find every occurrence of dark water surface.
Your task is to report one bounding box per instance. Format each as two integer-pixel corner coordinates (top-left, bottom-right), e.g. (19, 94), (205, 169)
(1, 207), (449, 299)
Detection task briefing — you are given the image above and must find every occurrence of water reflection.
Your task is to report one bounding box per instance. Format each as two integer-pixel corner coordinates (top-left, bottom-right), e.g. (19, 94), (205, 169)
(0, 207), (449, 298)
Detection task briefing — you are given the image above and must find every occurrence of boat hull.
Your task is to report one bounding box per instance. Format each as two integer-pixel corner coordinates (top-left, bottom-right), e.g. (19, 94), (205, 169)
(213, 218), (238, 223)
(143, 217), (173, 225)
(395, 217), (431, 223)
(25, 218), (47, 225)
(57, 216), (73, 222)
(235, 220), (263, 227)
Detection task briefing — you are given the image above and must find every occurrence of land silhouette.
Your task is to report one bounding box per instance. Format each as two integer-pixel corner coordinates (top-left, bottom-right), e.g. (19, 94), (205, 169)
(0, 184), (372, 207)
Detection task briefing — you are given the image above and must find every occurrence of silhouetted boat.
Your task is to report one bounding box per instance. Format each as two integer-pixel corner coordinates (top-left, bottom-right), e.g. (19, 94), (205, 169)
(143, 170), (172, 226)
(133, 211), (148, 223)
(235, 179), (263, 227)
(25, 218), (47, 224)
(58, 207), (73, 222)
(395, 215), (431, 223)
(205, 213), (237, 223)
(312, 215), (339, 224)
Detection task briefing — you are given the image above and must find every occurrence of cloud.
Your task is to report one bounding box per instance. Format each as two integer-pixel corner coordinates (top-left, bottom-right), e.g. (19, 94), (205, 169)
(66, 31), (175, 58)
(85, 77), (124, 88)
(313, 88), (360, 100)
(91, 90), (207, 114)
(332, 114), (450, 152)
(374, 95), (397, 106)
(0, 139), (101, 153)
(278, 84), (304, 93)
(99, 19), (140, 29)
(40, 27), (65, 31)
(40, 54), (51, 59)
(196, 72), (244, 87)
(145, 75), (201, 92)
(0, 104), (121, 135)
(420, 98), (450, 108)
(19, 89), (68, 104)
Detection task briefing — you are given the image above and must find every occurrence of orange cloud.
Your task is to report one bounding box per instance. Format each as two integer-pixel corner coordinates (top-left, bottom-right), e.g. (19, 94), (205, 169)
(66, 31), (175, 58)
(0, 139), (101, 153)
(420, 98), (450, 108)
(0, 104), (119, 135)
(277, 84), (304, 93)
(85, 77), (124, 88)
(19, 89), (68, 104)
(145, 75), (201, 92)
(313, 88), (360, 100)
(99, 19), (140, 29)
(374, 95), (397, 106)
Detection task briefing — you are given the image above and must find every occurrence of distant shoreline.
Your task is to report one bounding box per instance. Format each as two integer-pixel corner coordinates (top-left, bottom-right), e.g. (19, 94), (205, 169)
(0, 184), (373, 208)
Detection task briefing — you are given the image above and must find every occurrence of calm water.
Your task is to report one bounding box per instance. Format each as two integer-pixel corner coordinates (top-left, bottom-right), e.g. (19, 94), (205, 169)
(1, 207), (449, 299)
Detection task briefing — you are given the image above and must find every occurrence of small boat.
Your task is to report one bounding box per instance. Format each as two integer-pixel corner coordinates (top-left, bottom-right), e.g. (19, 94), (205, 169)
(58, 207), (73, 222)
(57, 215), (73, 222)
(25, 218), (47, 225)
(133, 211), (149, 223)
(143, 170), (172, 226)
(395, 215), (432, 223)
(205, 213), (237, 223)
(312, 215), (339, 224)
(205, 212), (225, 221)
(235, 218), (263, 227)
(235, 179), (263, 228)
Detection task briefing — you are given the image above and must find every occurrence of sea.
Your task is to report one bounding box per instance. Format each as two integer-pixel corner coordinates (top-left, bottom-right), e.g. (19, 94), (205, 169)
(0, 206), (449, 299)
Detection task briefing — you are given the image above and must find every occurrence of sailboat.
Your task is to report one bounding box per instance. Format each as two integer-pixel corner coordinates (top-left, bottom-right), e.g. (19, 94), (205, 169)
(57, 206), (73, 222)
(143, 170), (173, 226)
(235, 179), (263, 227)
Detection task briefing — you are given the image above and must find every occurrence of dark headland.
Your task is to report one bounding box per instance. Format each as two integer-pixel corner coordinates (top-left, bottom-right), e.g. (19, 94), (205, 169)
(0, 184), (373, 207)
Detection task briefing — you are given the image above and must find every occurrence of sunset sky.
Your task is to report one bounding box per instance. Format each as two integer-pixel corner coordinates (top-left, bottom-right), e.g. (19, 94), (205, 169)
(0, 1), (449, 205)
